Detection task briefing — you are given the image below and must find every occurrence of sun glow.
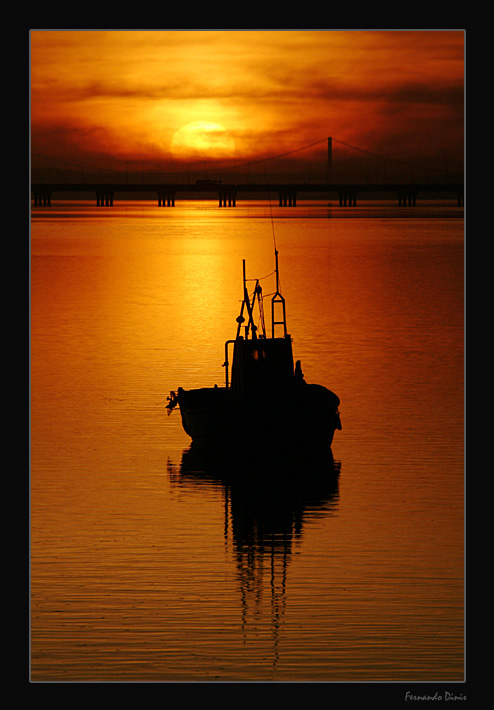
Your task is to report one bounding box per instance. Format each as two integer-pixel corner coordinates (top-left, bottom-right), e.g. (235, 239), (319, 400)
(170, 121), (236, 160)
(30, 31), (464, 181)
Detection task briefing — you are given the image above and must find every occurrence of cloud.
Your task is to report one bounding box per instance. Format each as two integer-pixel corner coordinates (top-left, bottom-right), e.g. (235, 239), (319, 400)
(30, 30), (464, 177)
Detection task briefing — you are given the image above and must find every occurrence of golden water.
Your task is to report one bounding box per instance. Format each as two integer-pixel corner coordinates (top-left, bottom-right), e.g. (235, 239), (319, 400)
(30, 200), (464, 683)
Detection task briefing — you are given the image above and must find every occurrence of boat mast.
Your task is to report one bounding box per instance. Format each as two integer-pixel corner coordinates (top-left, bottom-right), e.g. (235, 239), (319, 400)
(271, 250), (287, 338)
(236, 260), (268, 340)
(243, 260), (257, 339)
(233, 252), (287, 344)
(275, 249), (280, 293)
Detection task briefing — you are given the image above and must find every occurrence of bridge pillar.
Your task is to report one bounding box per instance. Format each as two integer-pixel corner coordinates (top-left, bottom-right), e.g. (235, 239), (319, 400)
(158, 190), (176, 206)
(338, 190), (357, 206)
(278, 190), (297, 206)
(218, 190), (236, 207)
(96, 190), (114, 206)
(32, 189), (51, 206)
(398, 189), (417, 206)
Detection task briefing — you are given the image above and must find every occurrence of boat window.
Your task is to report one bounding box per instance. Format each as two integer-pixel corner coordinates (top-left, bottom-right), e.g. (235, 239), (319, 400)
(250, 348), (266, 361)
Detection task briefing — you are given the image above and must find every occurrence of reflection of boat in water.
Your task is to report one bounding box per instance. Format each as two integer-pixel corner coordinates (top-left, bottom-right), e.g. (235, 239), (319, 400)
(166, 251), (341, 453)
(168, 444), (341, 670)
(175, 443), (341, 547)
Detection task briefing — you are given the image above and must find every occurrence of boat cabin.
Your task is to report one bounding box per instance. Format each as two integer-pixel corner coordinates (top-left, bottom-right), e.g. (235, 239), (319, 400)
(230, 335), (294, 400)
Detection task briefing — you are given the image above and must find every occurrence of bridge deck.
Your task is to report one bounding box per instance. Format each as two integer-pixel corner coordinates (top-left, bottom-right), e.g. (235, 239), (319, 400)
(31, 181), (464, 207)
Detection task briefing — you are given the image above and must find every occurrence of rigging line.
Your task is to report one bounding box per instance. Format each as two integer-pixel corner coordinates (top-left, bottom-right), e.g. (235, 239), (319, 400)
(246, 270), (275, 282)
(264, 163), (278, 257)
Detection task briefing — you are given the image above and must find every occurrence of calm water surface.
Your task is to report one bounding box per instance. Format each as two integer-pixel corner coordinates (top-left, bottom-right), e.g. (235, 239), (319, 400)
(30, 200), (464, 683)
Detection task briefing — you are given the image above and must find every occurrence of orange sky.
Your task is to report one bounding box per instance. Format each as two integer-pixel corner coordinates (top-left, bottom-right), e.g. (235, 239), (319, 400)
(30, 30), (464, 181)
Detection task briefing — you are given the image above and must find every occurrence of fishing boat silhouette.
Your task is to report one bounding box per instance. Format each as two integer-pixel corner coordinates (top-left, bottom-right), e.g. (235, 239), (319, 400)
(166, 250), (341, 454)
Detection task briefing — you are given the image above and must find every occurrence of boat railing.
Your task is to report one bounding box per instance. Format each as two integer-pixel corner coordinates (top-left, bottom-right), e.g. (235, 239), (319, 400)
(223, 339), (236, 389)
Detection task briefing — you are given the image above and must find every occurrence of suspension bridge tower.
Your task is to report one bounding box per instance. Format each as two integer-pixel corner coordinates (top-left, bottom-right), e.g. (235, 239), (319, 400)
(327, 137), (332, 183)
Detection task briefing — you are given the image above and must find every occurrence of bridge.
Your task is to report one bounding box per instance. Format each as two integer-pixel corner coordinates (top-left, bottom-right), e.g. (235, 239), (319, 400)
(31, 136), (464, 208)
(31, 181), (464, 208)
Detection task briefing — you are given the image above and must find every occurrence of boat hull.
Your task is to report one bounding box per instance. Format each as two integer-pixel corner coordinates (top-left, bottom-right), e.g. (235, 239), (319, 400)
(176, 383), (341, 452)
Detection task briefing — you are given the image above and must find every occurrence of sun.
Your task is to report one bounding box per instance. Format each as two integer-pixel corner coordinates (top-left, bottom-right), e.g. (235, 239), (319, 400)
(170, 121), (236, 160)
